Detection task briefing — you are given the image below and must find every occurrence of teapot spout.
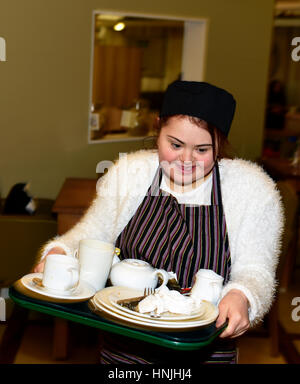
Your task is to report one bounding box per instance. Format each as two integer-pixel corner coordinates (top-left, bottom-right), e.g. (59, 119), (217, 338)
(112, 254), (121, 266)
(112, 247), (121, 265)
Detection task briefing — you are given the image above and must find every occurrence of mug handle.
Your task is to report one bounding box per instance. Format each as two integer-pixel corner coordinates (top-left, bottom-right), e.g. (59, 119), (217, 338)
(67, 266), (79, 290)
(211, 281), (222, 305)
(154, 269), (169, 290)
(74, 249), (79, 259)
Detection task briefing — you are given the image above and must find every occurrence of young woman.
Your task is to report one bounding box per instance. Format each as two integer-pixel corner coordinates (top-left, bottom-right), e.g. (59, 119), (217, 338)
(35, 81), (283, 364)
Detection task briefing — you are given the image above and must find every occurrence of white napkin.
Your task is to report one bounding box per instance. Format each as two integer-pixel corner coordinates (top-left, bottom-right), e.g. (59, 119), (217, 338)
(138, 286), (202, 315)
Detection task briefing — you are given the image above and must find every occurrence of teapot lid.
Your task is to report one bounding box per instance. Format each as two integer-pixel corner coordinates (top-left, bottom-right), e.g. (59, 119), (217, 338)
(121, 259), (151, 268)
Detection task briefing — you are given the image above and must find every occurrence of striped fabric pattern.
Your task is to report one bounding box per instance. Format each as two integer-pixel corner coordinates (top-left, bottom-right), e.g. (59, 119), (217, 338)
(116, 164), (231, 287)
(101, 162), (235, 364)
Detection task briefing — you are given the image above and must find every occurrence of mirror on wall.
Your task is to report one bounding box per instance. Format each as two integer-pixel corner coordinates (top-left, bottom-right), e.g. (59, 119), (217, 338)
(88, 12), (184, 143)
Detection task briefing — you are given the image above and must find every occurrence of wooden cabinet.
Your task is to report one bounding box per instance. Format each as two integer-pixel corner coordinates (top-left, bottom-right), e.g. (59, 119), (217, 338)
(52, 178), (98, 235)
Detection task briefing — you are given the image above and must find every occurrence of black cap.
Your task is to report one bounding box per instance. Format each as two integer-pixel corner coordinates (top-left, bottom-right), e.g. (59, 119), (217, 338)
(160, 81), (236, 137)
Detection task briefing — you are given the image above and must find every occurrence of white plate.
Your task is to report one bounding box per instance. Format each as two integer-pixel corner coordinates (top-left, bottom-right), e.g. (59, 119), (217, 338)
(21, 273), (96, 300)
(95, 286), (207, 320)
(93, 287), (218, 329)
(93, 295), (211, 326)
(108, 294), (205, 321)
(92, 298), (218, 330)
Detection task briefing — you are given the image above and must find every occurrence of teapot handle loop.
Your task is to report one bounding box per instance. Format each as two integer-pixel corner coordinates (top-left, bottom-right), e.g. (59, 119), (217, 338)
(153, 269), (169, 290)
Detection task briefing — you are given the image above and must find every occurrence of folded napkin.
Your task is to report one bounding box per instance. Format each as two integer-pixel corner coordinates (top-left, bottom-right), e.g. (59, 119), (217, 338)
(137, 286), (202, 315)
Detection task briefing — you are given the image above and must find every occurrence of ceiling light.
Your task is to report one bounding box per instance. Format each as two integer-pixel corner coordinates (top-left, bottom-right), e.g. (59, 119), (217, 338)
(114, 22), (125, 31)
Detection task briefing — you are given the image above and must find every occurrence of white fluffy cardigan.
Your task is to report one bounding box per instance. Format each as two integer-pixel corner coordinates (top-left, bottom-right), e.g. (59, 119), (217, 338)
(41, 150), (284, 325)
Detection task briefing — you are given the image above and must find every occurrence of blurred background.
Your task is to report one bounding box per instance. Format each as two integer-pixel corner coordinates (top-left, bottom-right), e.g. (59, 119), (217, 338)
(0, 0), (278, 199)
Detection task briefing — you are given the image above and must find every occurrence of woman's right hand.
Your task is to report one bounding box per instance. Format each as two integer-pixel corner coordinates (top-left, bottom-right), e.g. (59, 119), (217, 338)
(33, 246), (66, 273)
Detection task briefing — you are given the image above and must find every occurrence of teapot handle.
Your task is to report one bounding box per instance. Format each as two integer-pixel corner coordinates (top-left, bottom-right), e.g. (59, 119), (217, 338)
(153, 269), (169, 290)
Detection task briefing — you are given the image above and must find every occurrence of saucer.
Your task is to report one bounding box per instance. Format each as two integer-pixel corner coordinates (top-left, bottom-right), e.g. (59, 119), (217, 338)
(108, 292), (205, 321)
(21, 273), (96, 300)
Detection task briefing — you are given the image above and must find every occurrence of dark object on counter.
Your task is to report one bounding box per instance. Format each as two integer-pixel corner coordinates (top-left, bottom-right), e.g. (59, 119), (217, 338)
(3, 183), (36, 215)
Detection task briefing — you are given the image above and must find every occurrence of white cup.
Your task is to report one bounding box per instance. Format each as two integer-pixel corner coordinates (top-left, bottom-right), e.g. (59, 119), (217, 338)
(190, 269), (224, 305)
(42, 254), (80, 293)
(74, 239), (118, 291)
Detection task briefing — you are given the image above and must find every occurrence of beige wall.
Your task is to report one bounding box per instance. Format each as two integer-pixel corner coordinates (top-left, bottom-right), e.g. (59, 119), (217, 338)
(0, 0), (275, 199)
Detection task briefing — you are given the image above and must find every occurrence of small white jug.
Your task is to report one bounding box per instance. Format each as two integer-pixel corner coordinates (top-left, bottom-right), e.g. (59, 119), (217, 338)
(190, 269), (224, 305)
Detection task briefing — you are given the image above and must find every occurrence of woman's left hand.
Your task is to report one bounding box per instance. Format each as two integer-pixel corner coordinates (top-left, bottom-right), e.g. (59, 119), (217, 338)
(215, 289), (250, 338)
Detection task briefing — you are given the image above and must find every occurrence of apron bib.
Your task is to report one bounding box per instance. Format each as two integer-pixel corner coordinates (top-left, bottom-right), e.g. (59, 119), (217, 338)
(100, 162), (236, 364)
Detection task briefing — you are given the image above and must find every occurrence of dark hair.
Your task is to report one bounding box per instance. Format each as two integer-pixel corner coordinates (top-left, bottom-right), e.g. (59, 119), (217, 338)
(148, 115), (234, 160)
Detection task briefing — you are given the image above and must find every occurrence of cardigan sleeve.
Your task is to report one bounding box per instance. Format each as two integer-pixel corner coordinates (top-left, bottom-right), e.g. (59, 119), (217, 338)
(38, 150), (157, 261)
(220, 185), (284, 325)
(39, 161), (123, 260)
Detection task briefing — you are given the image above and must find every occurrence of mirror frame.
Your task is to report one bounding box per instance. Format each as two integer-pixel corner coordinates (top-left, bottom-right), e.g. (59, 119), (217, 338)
(88, 10), (208, 144)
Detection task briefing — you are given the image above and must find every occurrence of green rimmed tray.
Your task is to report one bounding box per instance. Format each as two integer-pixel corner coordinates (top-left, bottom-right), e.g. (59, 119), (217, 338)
(9, 285), (227, 351)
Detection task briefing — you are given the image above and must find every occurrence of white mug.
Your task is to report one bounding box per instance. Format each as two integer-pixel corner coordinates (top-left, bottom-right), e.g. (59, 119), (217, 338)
(190, 269), (224, 305)
(42, 254), (80, 293)
(109, 259), (169, 290)
(74, 239), (119, 291)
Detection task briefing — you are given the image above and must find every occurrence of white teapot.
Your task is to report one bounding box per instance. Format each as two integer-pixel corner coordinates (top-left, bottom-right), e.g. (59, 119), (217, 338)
(190, 269), (224, 305)
(109, 257), (169, 291)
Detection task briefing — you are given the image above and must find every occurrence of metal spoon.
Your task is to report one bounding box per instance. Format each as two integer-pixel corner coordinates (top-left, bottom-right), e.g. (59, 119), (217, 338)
(150, 310), (161, 318)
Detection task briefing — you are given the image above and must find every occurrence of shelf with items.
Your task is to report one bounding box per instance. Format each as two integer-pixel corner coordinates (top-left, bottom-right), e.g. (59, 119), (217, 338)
(88, 102), (158, 144)
(263, 113), (300, 159)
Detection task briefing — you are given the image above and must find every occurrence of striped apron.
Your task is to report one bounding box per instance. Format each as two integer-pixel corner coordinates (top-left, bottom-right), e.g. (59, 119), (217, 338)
(100, 162), (237, 364)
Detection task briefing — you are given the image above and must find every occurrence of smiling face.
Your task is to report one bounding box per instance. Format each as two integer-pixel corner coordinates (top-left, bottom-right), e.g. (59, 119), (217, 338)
(157, 116), (216, 189)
